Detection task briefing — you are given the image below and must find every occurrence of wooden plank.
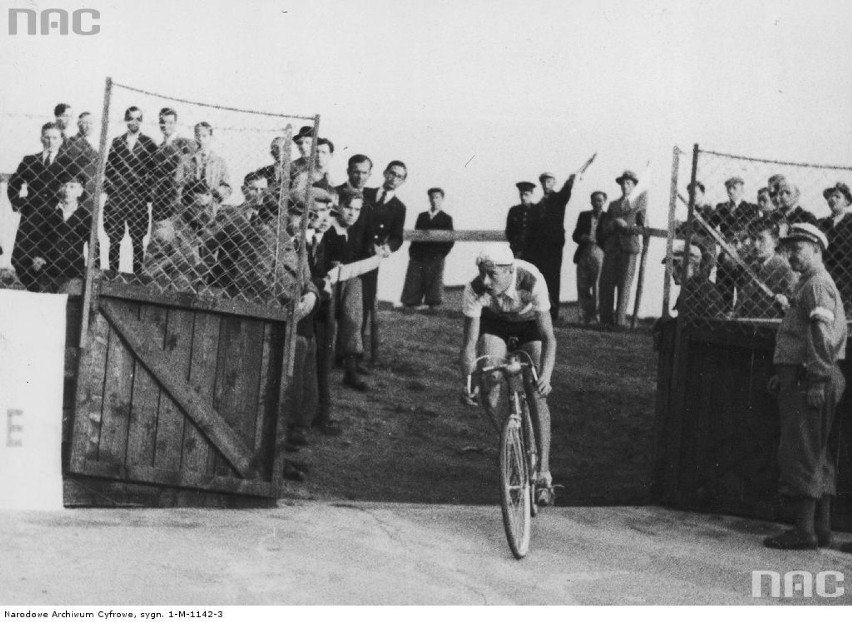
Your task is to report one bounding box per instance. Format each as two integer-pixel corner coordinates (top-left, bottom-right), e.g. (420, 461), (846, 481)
(96, 302), (138, 466)
(402, 227), (673, 242)
(99, 300), (258, 478)
(211, 317), (265, 477)
(63, 477), (276, 508)
(153, 308), (195, 471)
(66, 462), (276, 498)
(252, 324), (277, 480)
(70, 309), (112, 471)
(181, 311), (222, 474)
(125, 305), (165, 468)
(100, 281), (290, 323)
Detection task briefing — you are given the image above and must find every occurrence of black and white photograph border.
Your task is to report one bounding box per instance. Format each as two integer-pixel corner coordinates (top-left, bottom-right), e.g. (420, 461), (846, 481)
(1, 0), (852, 612)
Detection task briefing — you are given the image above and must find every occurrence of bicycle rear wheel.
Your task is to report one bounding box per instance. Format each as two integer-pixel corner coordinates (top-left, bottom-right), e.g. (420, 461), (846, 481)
(499, 413), (531, 559)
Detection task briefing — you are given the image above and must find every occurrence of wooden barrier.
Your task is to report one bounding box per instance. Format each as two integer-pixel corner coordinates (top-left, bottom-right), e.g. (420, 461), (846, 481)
(654, 319), (852, 531)
(63, 277), (290, 507)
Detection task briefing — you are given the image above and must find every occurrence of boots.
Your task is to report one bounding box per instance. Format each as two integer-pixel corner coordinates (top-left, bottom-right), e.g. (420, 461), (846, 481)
(343, 355), (368, 391)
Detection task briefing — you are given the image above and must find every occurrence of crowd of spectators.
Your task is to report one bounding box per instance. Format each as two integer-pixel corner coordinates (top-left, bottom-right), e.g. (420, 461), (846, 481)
(2, 101), (448, 482)
(672, 175), (852, 321)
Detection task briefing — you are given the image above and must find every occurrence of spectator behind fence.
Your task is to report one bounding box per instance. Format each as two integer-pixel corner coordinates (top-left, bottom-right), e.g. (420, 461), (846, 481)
(151, 107), (196, 223)
(360, 160), (408, 362)
(291, 125), (313, 181)
(768, 174), (787, 210)
(294, 137), (334, 192)
(756, 186), (774, 217)
(571, 190), (608, 324)
(62, 112), (99, 211)
(505, 181), (537, 260)
(773, 180), (818, 235)
(676, 180), (717, 277)
(325, 188), (373, 391)
(8, 122), (81, 290)
(256, 136), (290, 198)
(177, 122), (231, 211)
(525, 170), (577, 322)
(711, 177), (758, 312)
(665, 243), (725, 319)
(53, 103), (73, 140)
(599, 169), (645, 328)
(11, 171), (91, 293)
(735, 218), (797, 319)
(401, 187), (454, 309)
(818, 182), (852, 315)
(103, 106), (157, 274)
(142, 179), (209, 290)
(764, 223), (846, 551)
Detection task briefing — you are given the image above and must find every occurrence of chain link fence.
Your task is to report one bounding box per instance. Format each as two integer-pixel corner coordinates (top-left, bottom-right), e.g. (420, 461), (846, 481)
(3, 81), (321, 310)
(667, 146), (852, 328)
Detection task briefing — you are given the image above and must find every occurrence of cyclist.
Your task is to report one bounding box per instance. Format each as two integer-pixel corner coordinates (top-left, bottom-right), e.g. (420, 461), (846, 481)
(460, 243), (557, 505)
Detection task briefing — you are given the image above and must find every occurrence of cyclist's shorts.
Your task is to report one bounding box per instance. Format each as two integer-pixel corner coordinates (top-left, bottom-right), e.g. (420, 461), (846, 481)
(479, 309), (542, 345)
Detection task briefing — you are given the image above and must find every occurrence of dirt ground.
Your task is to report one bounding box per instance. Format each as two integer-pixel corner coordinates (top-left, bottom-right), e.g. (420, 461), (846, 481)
(280, 295), (659, 508)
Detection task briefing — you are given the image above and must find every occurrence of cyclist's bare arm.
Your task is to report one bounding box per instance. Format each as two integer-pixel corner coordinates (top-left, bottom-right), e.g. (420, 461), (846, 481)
(460, 315), (480, 379)
(533, 311), (556, 397)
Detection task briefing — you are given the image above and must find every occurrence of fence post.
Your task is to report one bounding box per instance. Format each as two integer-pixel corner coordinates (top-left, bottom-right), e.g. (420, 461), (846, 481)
(661, 146), (681, 318)
(78, 76), (112, 349)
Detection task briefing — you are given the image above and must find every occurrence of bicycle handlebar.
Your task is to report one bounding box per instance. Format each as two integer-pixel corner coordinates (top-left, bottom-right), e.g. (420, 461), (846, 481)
(465, 354), (539, 395)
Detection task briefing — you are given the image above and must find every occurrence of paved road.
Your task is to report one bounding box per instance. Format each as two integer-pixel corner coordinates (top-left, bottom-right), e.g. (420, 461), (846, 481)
(2, 503), (850, 605)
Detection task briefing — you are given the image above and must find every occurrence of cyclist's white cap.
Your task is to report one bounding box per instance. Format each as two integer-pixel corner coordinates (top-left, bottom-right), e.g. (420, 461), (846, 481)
(476, 243), (515, 267)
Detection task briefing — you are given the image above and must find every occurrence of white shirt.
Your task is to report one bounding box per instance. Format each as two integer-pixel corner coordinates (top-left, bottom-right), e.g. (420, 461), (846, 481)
(462, 259), (550, 322)
(56, 201), (80, 223)
(375, 187), (395, 205)
(42, 150), (58, 165)
(126, 132), (139, 152)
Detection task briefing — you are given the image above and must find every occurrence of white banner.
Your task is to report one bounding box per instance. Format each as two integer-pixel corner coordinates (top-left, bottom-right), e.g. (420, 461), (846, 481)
(0, 289), (67, 510)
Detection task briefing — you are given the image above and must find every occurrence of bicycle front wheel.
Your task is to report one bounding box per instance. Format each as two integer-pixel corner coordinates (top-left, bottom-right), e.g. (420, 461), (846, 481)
(499, 413), (531, 559)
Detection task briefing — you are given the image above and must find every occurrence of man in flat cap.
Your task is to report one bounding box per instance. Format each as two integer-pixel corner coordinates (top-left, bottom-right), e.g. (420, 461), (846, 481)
(819, 182), (852, 314)
(401, 187), (454, 308)
(665, 242), (725, 319)
(571, 190), (609, 324)
(764, 223), (846, 550)
(599, 169), (645, 328)
(525, 171), (577, 322)
(709, 177), (760, 312)
(505, 181), (537, 259)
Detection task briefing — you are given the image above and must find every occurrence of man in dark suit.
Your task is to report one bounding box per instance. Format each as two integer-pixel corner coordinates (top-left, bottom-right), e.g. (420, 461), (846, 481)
(401, 187), (454, 308)
(7, 122), (82, 290)
(103, 106), (158, 274)
(571, 191), (608, 324)
(710, 177), (760, 312)
(53, 103), (73, 140)
(818, 182), (852, 314)
(505, 181), (537, 259)
(359, 160), (407, 363)
(62, 112), (99, 211)
(526, 171), (576, 322)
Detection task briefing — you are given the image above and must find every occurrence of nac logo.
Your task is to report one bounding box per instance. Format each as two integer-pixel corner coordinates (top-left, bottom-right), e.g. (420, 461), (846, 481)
(8, 8), (100, 35)
(752, 570), (845, 598)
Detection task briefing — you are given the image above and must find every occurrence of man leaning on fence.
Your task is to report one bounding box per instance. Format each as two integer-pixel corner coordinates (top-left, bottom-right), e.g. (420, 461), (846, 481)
(734, 218), (796, 320)
(401, 187), (454, 309)
(665, 243), (725, 319)
(764, 223), (846, 551)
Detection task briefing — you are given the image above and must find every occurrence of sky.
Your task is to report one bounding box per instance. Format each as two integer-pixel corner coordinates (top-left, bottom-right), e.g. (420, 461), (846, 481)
(1, 0), (852, 315)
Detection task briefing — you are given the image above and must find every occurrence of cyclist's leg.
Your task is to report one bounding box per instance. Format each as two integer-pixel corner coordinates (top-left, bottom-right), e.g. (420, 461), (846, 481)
(519, 339), (551, 478)
(477, 333), (508, 433)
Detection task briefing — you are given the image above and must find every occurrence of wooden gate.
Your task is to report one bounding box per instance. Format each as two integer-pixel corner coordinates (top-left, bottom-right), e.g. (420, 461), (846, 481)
(66, 279), (292, 506)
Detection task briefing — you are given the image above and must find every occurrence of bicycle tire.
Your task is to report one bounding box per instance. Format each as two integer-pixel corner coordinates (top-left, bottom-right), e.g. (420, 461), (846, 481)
(520, 395), (540, 518)
(499, 411), (531, 559)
